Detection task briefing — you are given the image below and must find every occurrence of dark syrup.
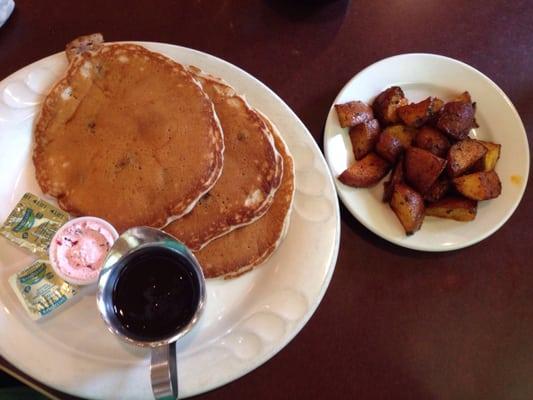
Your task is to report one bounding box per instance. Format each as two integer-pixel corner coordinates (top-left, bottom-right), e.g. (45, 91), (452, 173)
(112, 247), (198, 340)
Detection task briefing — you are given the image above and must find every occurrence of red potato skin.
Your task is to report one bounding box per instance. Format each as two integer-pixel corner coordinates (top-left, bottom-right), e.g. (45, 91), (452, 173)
(372, 86), (408, 125)
(427, 98), (445, 126)
(424, 179), (451, 202)
(397, 97), (434, 127)
(338, 153), (390, 188)
(375, 132), (403, 163)
(390, 183), (425, 235)
(447, 139), (487, 178)
(415, 126), (451, 158)
(383, 156), (404, 203)
(383, 125), (417, 148)
(437, 101), (475, 140)
(349, 119), (381, 160)
(404, 147), (447, 194)
(335, 101), (374, 128)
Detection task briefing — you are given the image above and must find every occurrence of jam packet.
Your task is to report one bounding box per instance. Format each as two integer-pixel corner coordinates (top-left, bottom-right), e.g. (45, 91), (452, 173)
(8, 260), (78, 320)
(0, 193), (69, 258)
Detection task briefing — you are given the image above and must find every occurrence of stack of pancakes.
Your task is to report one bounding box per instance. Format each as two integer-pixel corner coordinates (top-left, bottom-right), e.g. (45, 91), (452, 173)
(33, 34), (294, 279)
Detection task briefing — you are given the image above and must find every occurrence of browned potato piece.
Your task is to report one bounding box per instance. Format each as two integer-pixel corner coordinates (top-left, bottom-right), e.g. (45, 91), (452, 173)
(426, 196), (477, 221)
(437, 101), (475, 140)
(383, 156), (404, 203)
(453, 170), (502, 200)
(385, 124), (417, 147)
(349, 119), (380, 160)
(397, 97), (434, 127)
(338, 153), (390, 187)
(455, 92), (480, 129)
(390, 183), (425, 235)
(376, 131), (403, 163)
(404, 147), (447, 194)
(454, 91), (472, 103)
(427, 97), (445, 125)
(375, 124), (416, 163)
(474, 140), (501, 171)
(335, 101), (374, 128)
(432, 97), (445, 113)
(415, 126), (451, 158)
(424, 179), (451, 202)
(447, 139), (487, 177)
(372, 86), (408, 125)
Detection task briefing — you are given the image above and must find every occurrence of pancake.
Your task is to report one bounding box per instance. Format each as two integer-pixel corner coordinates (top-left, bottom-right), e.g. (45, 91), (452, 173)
(194, 115), (294, 278)
(164, 68), (283, 250)
(33, 35), (224, 232)
(65, 33), (104, 62)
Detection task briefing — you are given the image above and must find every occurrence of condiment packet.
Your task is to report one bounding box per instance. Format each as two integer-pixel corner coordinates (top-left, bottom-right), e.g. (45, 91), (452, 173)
(8, 260), (78, 320)
(0, 193), (69, 258)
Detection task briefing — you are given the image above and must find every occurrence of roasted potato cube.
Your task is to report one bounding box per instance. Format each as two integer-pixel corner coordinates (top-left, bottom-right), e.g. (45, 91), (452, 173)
(427, 97), (445, 125)
(335, 101), (374, 128)
(415, 126), (451, 158)
(338, 153), (390, 187)
(372, 86), (408, 125)
(454, 91), (472, 103)
(426, 196), (477, 221)
(452, 92), (479, 126)
(390, 183), (425, 235)
(404, 147), (447, 194)
(474, 140), (501, 171)
(397, 97), (435, 127)
(453, 170), (502, 200)
(376, 131), (403, 163)
(431, 97), (445, 113)
(424, 179), (451, 202)
(447, 139), (487, 177)
(437, 101), (475, 140)
(349, 119), (380, 160)
(383, 156), (404, 203)
(385, 124), (417, 147)
(375, 124), (416, 163)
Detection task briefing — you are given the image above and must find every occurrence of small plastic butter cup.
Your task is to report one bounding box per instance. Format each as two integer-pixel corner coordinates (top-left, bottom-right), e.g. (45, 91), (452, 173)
(49, 216), (119, 286)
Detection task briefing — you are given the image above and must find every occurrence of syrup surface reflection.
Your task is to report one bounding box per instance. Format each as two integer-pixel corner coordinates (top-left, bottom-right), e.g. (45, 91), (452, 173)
(112, 247), (199, 341)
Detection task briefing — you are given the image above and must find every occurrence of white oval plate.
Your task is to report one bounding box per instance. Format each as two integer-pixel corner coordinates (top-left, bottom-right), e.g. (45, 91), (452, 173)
(324, 53), (529, 251)
(0, 43), (340, 399)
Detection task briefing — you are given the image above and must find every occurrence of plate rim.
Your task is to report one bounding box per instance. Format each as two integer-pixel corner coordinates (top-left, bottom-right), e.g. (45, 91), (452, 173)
(129, 42), (343, 399)
(324, 52), (530, 252)
(0, 41), (341, 398)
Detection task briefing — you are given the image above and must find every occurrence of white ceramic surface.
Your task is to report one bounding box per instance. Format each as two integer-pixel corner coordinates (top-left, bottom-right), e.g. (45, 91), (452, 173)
(0, 43), (340, 399)
(0, 0), (14, 28)
(324, 53), (529, 251)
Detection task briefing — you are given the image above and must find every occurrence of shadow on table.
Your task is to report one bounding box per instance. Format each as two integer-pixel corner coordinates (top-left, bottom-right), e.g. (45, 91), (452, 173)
(339, 202), (459, 259)
(0, 387), (47, 400)
(0, 371), (47, 400)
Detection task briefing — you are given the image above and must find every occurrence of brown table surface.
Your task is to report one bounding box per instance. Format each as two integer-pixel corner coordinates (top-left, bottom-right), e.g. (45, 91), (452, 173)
(1, 0), (532, 399)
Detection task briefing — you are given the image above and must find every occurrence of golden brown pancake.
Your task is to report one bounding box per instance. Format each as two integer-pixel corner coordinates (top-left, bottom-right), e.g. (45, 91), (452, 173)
(164, 68), (283, 250)
(34, 35), (224, 232)
(194, 115), (294, 278)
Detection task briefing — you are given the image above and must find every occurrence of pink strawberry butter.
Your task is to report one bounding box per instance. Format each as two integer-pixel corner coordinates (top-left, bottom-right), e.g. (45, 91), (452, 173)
(49, 217), (118, 285)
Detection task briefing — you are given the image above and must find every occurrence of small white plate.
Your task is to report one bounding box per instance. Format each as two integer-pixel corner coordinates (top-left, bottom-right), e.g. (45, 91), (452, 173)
(324, 53), (529, 251)
(0, 43), (340, 399)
